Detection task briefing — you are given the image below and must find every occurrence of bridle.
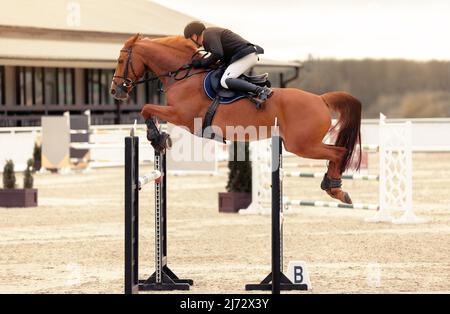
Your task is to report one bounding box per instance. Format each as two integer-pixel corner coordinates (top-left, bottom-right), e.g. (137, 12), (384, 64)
(112, 48), (139, 92)
(112, 47), (210, 94)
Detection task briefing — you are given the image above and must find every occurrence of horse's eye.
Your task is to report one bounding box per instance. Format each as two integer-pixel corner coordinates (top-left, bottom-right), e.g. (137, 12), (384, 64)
(118, 60), (123, 64)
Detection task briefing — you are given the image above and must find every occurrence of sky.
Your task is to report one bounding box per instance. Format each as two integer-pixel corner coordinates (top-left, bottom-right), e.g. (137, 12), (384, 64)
(150, 0), (450, 62)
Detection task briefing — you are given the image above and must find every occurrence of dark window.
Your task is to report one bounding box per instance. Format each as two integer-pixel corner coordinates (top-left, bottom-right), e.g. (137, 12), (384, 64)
(16, 67), (32, 105)
(0, 66), (5, 105)
(85, 69), (116, 105)
(85, 68), (161, 106)
(44, 68), (57, 104)
(56, 68), (74, 105)
(143, 71), (161, 103)
(100, 69), (113, 104)
(34, 68), (43, 105)
(16, 66), (75, 105)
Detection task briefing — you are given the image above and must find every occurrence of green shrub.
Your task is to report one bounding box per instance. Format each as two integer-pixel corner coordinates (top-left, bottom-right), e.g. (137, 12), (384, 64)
(3, 160), (16, 189)
(226, 142), (251, 193)
(33, 143), (42, 172)
(24, 159), (34, 189)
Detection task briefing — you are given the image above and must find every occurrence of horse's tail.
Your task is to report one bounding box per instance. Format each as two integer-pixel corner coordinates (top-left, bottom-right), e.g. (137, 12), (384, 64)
(321, 91), (362, 173)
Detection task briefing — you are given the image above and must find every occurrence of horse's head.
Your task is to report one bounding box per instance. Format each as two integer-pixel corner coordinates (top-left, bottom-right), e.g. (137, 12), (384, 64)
(110, 34), (146, 100)
(111, 34), (199, 100)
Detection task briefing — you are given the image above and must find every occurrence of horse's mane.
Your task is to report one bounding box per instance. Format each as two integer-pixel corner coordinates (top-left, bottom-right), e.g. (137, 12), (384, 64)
(121, 34), (198, 70)
(124, 34), (196, 56)
(151, 36), (197, 55)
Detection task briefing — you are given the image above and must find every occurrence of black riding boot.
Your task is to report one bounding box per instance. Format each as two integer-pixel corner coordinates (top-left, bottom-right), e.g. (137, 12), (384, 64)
(225, 78), (273, 108)
(225, 78), (261, 93)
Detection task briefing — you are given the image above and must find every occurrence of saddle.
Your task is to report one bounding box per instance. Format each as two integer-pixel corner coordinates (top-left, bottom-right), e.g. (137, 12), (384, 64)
(201, 67), (271, 141)
(204, 67), (271, 103)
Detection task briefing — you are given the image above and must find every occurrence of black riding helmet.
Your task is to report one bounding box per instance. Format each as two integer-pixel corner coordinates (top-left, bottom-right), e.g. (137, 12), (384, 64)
(184, 21), (206, 38)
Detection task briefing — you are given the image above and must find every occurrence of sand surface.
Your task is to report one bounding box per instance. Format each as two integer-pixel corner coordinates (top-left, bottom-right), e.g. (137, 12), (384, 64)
(1, 153), (449, 294)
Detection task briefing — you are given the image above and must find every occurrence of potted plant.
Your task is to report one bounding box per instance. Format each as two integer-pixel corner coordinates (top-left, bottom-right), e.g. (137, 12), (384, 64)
(218, 141), (252, 213)
(0, 159), (38, 207)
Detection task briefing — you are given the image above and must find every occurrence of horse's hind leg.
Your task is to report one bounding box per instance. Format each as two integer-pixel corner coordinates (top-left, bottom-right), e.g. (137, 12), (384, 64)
(321, 144), (352, 204)
(285, 141), (352, 204)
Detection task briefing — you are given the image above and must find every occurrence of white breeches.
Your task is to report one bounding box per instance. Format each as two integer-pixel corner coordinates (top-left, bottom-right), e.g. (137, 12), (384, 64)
(220, 52), (259, 89)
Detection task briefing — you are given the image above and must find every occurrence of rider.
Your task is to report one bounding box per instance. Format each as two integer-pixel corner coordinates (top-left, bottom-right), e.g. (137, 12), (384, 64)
(183, 21), (273, 105)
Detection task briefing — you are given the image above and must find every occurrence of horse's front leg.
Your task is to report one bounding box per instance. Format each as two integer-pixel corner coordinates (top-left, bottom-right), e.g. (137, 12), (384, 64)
(141, 104), (179, 152)
(141, 103), (179, 123)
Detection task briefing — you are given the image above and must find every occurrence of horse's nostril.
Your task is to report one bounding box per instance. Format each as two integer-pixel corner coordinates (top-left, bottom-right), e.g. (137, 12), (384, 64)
(111, 89), (116, 95)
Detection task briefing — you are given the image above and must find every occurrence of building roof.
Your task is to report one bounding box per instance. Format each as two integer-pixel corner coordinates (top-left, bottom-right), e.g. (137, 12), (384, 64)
(0, 0), (199, 36)
(0, 34), (301, 69)
(0, 0), (300, 68)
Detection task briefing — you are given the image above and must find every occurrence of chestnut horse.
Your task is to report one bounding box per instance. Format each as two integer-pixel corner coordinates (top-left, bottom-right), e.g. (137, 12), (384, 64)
(111, 34), (362, 204)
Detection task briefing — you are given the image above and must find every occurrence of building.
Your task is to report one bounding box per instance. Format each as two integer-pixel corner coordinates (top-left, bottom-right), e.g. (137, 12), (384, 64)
(0, 0), (301, 127)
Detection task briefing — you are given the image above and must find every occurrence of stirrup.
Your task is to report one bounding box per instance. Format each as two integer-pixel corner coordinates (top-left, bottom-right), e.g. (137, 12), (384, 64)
(257, 87), (273, 100)
(248, 96), (264, 110)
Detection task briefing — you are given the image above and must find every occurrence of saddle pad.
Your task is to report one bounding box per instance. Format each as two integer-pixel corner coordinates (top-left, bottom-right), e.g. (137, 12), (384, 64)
(203, 71), (247, 104)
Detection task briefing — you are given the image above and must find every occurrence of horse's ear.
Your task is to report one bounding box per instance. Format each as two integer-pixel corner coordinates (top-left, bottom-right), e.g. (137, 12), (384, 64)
(134, 33), (144, 42)
(124, 33), (142, 48)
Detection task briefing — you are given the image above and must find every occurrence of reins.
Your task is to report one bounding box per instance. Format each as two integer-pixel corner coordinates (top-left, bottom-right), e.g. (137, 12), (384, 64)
(112, 47), (211, 93)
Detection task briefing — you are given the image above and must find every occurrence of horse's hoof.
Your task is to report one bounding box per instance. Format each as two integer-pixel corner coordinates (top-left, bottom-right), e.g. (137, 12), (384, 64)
(150, 132), (172, 153)
(343, 192), (352, 204)
(325, 188), (352, 204)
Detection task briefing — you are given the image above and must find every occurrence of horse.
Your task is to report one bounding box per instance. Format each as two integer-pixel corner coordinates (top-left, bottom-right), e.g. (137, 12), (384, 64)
(110, 34), (362, 204)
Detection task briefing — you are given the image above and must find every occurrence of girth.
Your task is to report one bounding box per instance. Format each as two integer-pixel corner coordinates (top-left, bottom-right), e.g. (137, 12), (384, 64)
(201, 96), (225, 143)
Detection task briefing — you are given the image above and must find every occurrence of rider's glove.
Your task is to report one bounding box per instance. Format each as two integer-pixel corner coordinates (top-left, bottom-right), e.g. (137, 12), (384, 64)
(191, 59), (203, 68)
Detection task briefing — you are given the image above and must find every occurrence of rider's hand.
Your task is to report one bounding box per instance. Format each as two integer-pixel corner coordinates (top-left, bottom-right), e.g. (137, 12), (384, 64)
(192, 59), (203, 68)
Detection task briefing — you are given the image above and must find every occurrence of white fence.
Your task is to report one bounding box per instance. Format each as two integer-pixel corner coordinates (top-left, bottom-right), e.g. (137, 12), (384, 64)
(361, 118), (450, 152)
(0, 127), (39, 171)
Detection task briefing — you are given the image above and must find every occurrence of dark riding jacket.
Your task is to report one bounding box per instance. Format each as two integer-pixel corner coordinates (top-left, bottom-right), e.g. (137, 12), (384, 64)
(195, 27), (264, 67)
